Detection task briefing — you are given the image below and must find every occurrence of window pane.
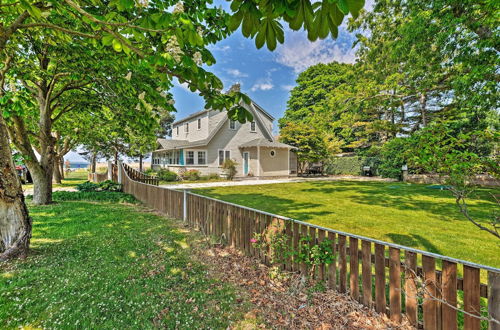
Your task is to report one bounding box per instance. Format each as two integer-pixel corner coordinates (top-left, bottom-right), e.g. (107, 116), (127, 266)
(251, 121), (256, 131)
(198, 118), (201, 129)
(185, 123), (189, 133)
(229, 120), (236, 129)
(198, 151), (206, 165)
(225, 150), (230, 160)
(186, 151), (194, 165)
(219, 150), (224, 165)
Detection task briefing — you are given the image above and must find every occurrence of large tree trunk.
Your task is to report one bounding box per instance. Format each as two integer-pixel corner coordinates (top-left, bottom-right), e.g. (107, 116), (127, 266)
(90, 152), (97, 173)
(0, 113), (32, 261)
(29, 159), (54, 205)
(419, 93), (427, 128)
(53, 156), (62, 184)
(59, 158), (64, 180)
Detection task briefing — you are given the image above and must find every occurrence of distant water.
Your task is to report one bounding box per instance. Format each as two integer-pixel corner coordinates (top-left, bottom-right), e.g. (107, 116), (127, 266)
(68, 162), (89, 169)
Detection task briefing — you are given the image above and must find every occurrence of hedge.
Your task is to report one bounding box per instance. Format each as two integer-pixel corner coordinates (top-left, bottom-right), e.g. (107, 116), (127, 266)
(324, 156), (380, 176)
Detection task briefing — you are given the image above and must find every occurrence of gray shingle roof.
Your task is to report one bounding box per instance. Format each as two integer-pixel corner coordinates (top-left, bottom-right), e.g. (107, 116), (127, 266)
(239, 138), (296, 149)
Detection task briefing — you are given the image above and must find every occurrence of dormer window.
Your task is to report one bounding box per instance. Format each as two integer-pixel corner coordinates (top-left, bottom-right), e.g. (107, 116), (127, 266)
(229, 120), (236, 130)
(250, 121), (256, 132)
(197, 118), (201, 130)
(185, 122), (189, 133)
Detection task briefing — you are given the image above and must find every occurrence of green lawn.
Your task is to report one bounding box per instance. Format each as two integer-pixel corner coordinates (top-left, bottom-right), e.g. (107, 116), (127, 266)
(0, 196), (245, 328)
(22, 170), (89, 190)
(196, 180), (500, 269)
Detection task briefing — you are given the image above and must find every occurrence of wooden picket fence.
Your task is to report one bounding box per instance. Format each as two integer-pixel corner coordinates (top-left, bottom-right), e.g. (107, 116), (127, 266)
(88, 164), (118, 183)
(122, 163), (159, 186)
(87, 171), (108, 183)
(120, 163), (500, 329)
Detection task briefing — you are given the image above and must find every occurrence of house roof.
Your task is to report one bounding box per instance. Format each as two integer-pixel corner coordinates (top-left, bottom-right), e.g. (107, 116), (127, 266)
(172, 109), (208, 126)
(239, 138), (296, 149)
(157, 139), (190, 149)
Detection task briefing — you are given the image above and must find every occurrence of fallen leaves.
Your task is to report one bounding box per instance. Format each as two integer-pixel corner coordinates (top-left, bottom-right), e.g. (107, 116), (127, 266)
(193, 245), (413, 329)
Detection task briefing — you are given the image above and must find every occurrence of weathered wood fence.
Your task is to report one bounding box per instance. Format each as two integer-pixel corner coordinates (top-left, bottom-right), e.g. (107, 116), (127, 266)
(122, 163), (159, 186)
(88, 164), (119, 183)
(120, 163), (500, 329)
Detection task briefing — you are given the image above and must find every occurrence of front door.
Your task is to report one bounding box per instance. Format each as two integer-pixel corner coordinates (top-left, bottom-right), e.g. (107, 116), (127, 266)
(243, 152), (249, 175)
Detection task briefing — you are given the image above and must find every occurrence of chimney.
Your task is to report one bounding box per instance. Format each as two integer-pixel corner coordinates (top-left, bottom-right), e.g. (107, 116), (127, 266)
(227, 83), (241, 93)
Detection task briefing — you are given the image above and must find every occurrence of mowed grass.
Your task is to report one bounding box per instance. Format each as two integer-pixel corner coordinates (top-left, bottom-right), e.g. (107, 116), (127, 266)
(0, 198), (244, 329)
(196, 180), (500, 268)
(22, 170), (89, 190)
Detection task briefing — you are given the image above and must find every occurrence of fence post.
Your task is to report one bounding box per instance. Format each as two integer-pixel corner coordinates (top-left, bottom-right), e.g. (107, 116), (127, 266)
(183, 189), (188, 222)
(107, 161), (112, 180)
(117, 161), (122, 183)
(489, 271), (500, 330)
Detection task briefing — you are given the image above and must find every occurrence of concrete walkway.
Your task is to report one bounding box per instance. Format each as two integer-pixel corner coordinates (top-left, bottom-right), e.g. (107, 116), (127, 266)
(160, 175), (396, 189)
(23, 187), (77, 195)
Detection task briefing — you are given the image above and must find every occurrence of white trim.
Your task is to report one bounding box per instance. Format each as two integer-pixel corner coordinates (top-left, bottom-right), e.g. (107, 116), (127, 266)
(257, 145), (261, 177)
(185, 149), (207, 165)
(287, 149), (290, 175)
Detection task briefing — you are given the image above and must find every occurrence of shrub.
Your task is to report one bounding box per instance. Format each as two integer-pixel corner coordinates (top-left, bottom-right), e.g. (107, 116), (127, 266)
(98, 180), (122, 192)
(324, 156), (379, 176)
(144, 168), (156, 176)
(181, 169), (201, 181)
(377, 138), (410, 179)
(157, 169), (178, 182)
(207, 173), (220, 180)
(76, 181), (99, 192)
(222, 159), (237, 180)
(52, 191), (137, 203)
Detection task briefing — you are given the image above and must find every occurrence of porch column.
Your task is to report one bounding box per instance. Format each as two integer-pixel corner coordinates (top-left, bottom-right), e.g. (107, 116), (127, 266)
(287, 148), (290, 175)
(257, 145), (261, 177)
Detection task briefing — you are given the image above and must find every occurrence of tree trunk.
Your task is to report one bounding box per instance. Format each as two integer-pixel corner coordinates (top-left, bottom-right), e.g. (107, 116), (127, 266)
(0, 113), (32, 261)
(139, 155), (143, 172)
(53, 156), (62, 184)
(30, 161), (54, 205)
(59, 157), (65, 180)
(114, 150), (118, 165)
(90, 152), (97, 173)
(419, 93), (427, 128)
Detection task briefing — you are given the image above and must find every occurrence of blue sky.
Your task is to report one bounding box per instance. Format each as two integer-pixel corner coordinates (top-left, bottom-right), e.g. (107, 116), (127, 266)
(67, 5), (362, 162)
(171, 25), (358, 136)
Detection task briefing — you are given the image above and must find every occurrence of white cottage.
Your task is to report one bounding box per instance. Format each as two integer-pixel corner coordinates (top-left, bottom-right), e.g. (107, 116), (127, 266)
(151, 99), (297, 178)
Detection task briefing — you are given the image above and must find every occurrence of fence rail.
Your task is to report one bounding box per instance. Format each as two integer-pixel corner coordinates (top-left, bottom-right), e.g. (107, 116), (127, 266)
(122, 163), (158, 186)
(120, 163), (500, 329)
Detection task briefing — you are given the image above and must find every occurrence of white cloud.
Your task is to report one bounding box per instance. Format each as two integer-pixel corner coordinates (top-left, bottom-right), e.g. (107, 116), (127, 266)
(275, 29), (357, 73)
(225, 68), (248, 78)
(251, 82), (274, 91)
(210, 45), (231, 52)
(251, 70), (275, 92)
(281, 84), (295, 91)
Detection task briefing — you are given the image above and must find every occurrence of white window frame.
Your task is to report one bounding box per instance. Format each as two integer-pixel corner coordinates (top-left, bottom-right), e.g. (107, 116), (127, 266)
(229, 120), (236, 130)
(185, 149), (208, 166)
(185, 122), (189, 133)
(197, 118), (201, 130)
(197, 150), (206, 165)
(250, 121), (256, 132)
(176, 126), (179, 135)
(185, 150), (195, 165)
(218, 149), (231, 166)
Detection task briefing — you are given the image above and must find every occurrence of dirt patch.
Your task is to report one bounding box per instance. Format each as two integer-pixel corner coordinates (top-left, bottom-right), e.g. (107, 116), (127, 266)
(192, 243), (413, 329)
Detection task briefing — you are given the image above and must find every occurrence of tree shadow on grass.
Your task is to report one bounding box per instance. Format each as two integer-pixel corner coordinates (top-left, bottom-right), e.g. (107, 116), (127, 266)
(197, 190), (331, 221)
(386, 233), (441, 254)
(301, 180), (497, 224)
